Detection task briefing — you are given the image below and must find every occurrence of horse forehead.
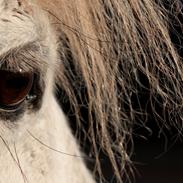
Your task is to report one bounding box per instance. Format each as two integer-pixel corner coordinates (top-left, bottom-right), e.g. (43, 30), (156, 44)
(0, 0), (19, 10)
(0, 1), (46, 56)
(0, 0), (30, 8)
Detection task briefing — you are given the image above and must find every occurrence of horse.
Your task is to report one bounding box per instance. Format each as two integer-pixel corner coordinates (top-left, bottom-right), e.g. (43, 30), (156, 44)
(0, 0), (182, 182)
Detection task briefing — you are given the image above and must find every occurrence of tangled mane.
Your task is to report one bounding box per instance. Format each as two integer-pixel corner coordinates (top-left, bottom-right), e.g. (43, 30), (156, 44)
(36, 0), (183, 182)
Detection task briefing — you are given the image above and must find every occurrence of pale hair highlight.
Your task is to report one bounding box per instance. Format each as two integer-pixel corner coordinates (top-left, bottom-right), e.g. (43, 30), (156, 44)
(36, 0), (183, 182)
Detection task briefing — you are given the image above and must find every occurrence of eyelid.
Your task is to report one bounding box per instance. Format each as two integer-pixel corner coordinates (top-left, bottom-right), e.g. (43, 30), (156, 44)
(0, 103), (24, 113)
(0, 42), (45, 73)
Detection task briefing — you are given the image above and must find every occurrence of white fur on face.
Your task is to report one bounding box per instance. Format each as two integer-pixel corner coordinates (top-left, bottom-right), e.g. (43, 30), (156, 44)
(0, 1), (95, 182)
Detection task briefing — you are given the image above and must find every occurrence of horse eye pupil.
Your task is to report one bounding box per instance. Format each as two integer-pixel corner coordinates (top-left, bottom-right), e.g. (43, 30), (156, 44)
(0, 70), (34, 109)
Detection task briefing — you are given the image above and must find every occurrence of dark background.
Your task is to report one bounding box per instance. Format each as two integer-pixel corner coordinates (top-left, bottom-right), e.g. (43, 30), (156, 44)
(134, 2), (183, 183)
(57, 1), (183, 182)
(133, 122), (183, 183)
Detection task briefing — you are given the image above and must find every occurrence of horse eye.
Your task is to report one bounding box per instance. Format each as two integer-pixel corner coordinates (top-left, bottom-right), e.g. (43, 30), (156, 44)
(0, 70), (34, 110)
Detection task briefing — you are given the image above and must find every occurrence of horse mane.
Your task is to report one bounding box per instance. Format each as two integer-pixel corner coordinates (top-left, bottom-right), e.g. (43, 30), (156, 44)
(36, 0), (183, 182)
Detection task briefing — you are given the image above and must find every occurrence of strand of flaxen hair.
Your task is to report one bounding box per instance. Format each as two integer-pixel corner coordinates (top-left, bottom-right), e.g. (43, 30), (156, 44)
(37, 0), (183, 182)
